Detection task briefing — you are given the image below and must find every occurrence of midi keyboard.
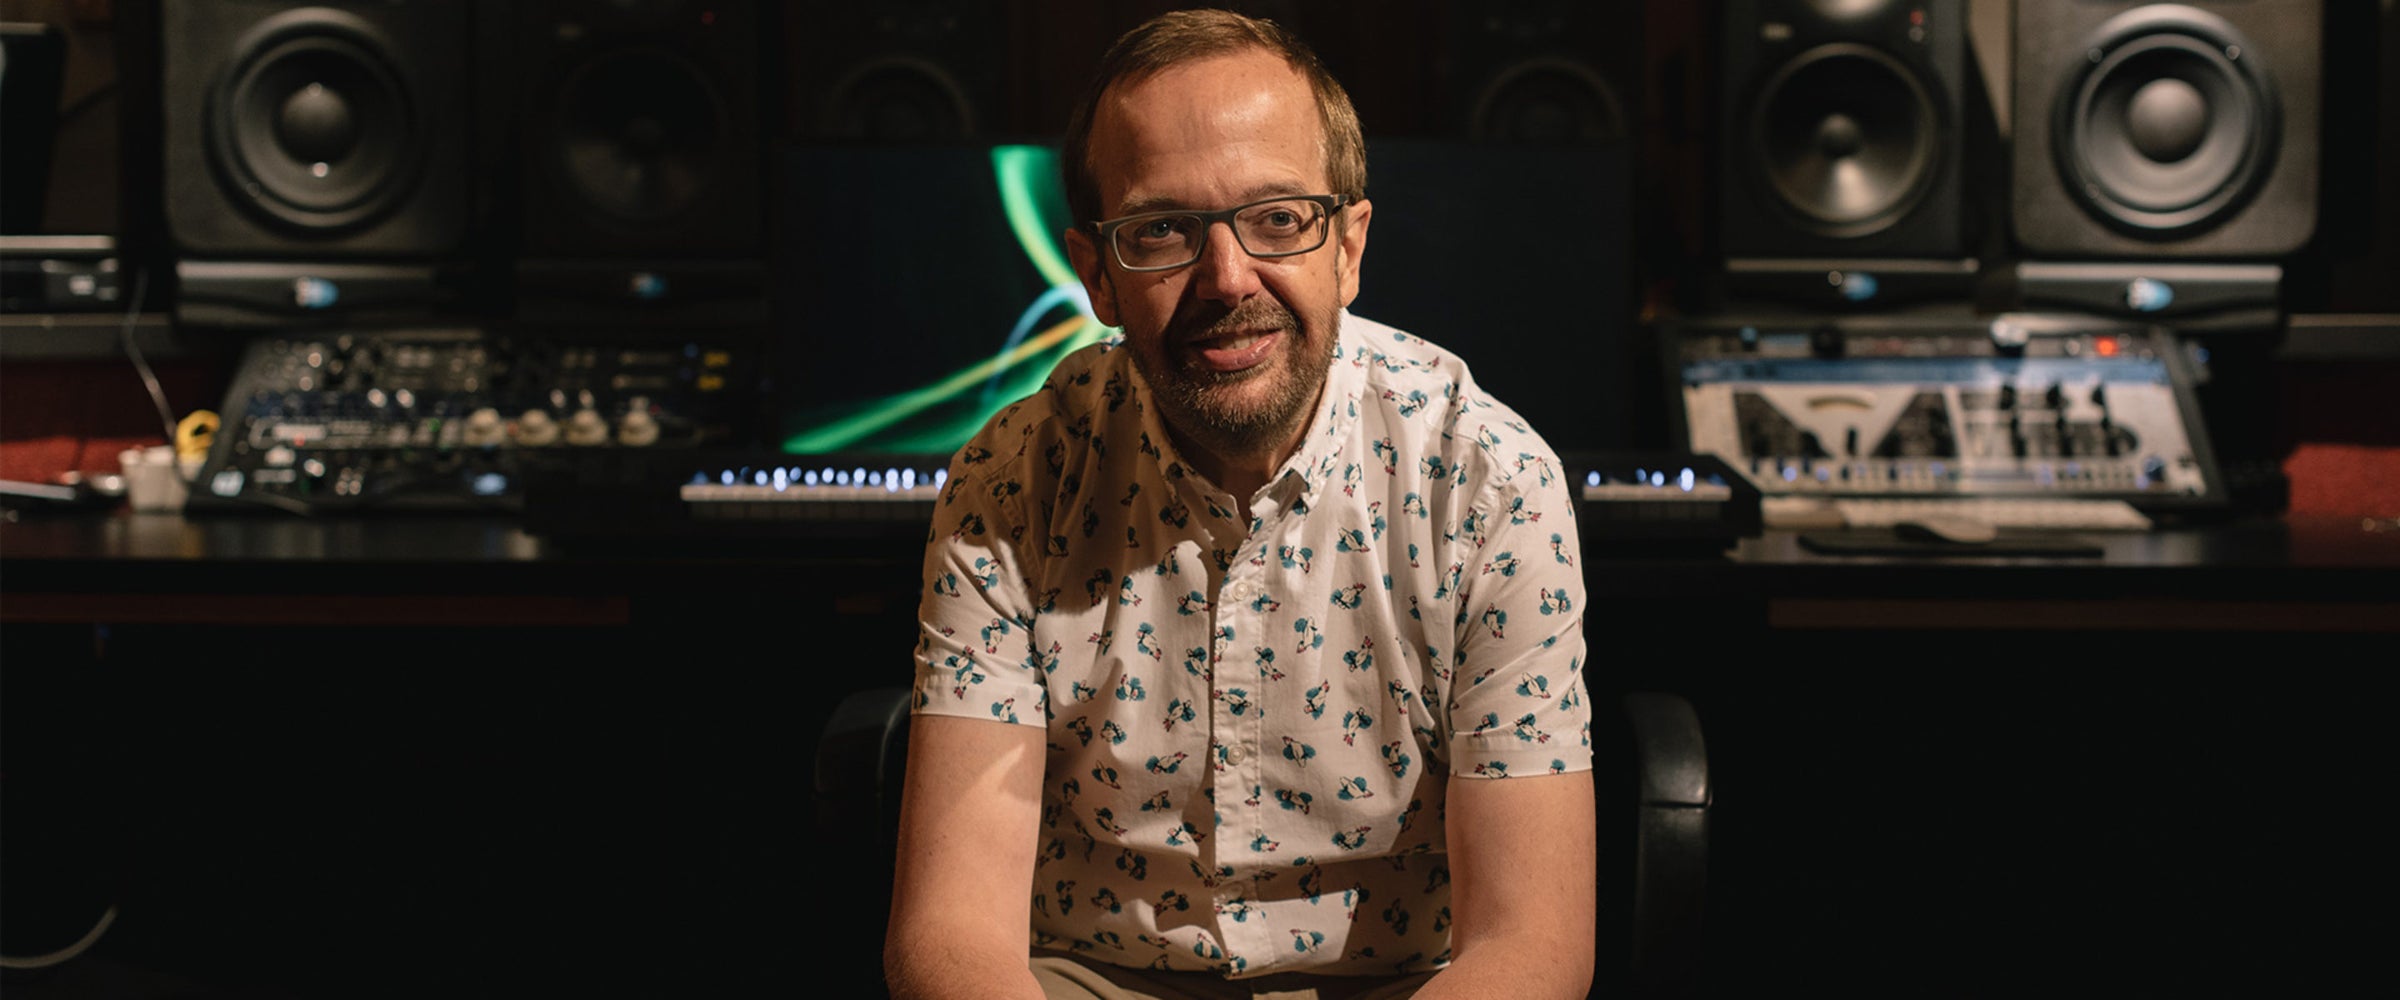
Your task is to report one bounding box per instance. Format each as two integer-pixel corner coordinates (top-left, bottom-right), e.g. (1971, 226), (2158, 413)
(521, 452), (950, 549)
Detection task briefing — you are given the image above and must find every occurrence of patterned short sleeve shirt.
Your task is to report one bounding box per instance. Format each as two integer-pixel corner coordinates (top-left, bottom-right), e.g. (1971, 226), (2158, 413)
(913, 311), (1592, 979)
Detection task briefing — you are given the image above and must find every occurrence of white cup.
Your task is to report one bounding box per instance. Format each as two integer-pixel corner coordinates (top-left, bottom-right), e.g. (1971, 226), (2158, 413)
(120, 445), (189, 513)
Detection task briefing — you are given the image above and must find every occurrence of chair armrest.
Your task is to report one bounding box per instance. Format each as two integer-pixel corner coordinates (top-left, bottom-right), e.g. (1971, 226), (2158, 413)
(1626, 692), (1709, 809)
(814, 686), (914, 843)
(1623, 691), (1709, 998)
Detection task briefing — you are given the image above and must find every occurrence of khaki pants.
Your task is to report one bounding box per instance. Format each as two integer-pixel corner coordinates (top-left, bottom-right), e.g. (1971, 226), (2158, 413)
(1030, 951), (1432, 1000)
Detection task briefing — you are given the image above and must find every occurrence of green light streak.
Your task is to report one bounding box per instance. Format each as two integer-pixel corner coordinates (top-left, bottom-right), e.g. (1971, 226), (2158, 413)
(782, 144), (1111, 456)
(784, 315), (1105, 454)
(995, 146), (1080, 288)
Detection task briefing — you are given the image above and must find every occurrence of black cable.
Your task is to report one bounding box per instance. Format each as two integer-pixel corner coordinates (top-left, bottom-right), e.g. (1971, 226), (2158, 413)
(114, 268), (178, 449)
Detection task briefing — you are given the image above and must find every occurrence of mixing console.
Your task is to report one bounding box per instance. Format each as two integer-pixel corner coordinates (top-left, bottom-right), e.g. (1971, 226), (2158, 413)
(188, 328), (758, 514)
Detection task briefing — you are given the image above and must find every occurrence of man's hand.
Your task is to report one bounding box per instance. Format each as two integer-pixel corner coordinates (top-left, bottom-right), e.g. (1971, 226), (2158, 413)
(1414, 770), (1597, 999)
(884, 714), (1050, 1000)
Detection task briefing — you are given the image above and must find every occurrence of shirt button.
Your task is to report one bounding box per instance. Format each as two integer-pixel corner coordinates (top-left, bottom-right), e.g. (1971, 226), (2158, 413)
(1222, 743), (1250, 766)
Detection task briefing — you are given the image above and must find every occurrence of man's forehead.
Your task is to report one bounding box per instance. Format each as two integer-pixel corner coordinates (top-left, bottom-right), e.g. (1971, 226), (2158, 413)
(1088, 50), (1327, 210)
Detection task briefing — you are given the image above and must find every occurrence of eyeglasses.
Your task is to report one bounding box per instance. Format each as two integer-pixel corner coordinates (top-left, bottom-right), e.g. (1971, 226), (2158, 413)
(1090, 194), (1348, 272)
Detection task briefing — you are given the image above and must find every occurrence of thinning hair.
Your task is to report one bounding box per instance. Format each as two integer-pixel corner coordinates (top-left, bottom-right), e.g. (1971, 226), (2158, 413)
(1060, 8), (1367, 228)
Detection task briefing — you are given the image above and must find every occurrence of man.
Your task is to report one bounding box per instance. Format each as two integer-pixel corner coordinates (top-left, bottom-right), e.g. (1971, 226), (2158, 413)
(887, 10), (1594, 999)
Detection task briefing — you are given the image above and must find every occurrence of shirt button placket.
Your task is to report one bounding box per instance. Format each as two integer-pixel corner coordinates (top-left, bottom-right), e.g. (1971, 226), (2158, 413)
(1207, 568), (1268, 963)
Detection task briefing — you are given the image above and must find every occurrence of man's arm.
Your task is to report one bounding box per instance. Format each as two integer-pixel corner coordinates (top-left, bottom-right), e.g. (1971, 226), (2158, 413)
(1415, 770), (1597, 999)
(883, 714), (1049, 1000)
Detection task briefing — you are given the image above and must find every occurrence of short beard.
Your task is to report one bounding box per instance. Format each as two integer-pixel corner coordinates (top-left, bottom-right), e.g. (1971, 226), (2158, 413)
(1138, 298), (1339, 462)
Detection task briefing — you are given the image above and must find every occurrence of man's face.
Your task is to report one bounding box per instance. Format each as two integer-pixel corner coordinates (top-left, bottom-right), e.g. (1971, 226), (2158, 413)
(1067, 49), (1371, 459)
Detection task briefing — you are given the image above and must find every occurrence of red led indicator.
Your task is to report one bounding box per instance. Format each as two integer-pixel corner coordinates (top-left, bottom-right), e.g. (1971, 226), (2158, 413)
(700, 9), (715, 26)
(2095, 336), (2120, 357)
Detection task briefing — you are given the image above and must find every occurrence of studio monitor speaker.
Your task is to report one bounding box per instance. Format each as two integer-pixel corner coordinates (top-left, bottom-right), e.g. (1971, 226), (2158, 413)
(2011, 0), (2321, 259)
(511, 0), (768, 262)
(1717, 0), (1976, 261)
(785, 0), (1009, 142)
(159, 0), (470, 258)
(1439, 0), (1643, 145)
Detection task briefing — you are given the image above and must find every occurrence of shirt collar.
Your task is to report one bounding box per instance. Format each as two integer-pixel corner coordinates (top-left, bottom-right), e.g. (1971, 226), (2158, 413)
(1123, 311), (1366, 511)
(1278, 310), (1365, 507)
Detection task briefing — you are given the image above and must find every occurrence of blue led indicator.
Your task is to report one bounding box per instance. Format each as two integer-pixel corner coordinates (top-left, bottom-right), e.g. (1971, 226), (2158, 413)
(2124, 277), (2173, 313)
(293, 276), (339, 310)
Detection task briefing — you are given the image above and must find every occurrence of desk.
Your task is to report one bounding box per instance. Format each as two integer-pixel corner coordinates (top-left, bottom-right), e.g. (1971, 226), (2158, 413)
(4, 510), (2396, 996)
(7, 510), (2395, 628)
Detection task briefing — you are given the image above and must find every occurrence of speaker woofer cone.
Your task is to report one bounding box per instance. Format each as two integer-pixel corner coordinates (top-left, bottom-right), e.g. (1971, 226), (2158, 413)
(1750, 42), (1941, 239)
(2054, 6), (2277, 239)
(826, 56), (976, 142)
(1470, 56), (1627, 145)
(209, 11), (423, 234)
(552, 48), (728, 225)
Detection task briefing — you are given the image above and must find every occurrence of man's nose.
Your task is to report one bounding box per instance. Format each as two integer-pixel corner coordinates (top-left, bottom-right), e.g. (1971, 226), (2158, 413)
(1188, 220), (1263, 303)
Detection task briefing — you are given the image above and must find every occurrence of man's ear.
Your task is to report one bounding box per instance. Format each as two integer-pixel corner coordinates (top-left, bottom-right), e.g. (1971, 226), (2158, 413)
(1335, 197), (1372, 309)
(1065, 227), (1120, 328)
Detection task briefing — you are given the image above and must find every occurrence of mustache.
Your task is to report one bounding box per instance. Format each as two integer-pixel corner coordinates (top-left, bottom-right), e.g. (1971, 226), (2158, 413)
(1164, 297), (1297, 344)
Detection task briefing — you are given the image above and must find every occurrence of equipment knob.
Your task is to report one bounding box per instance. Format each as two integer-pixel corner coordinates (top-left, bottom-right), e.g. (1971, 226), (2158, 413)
(516, 409), (560, 446)
(617, 407), (660, 448)
(1809, 325), (1845, 359)
(462, 407), (506, 447)
(564, 409), (609, 446)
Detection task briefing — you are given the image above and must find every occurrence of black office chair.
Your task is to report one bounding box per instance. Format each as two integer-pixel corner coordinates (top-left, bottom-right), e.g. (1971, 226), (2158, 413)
(814, 688), (1710, 999)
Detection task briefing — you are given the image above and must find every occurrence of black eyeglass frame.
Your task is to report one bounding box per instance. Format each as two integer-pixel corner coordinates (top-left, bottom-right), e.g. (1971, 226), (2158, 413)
(1087, 194), (1351, 273)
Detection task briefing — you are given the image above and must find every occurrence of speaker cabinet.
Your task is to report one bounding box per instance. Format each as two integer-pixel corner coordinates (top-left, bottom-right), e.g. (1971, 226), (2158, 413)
(159, 0), (470, 258)
(1717, 0), (1974, 261)
(511, 0), (767, 262)
(785, 0), (1010, 142)
(1437, 0), (1643, 145)
(2292, 0), (2398, 313)
(2011, 0), (2321, 259)
(2, 22), (68, 234)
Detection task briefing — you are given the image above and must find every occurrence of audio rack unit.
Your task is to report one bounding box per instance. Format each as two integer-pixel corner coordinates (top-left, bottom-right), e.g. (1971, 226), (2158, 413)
(186, 327), (759, 514)
(1662, 311), (2229, 530)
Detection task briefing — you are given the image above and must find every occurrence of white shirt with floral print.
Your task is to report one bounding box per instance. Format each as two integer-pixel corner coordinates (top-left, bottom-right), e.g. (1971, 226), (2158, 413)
(913, 311), (1592, 979)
